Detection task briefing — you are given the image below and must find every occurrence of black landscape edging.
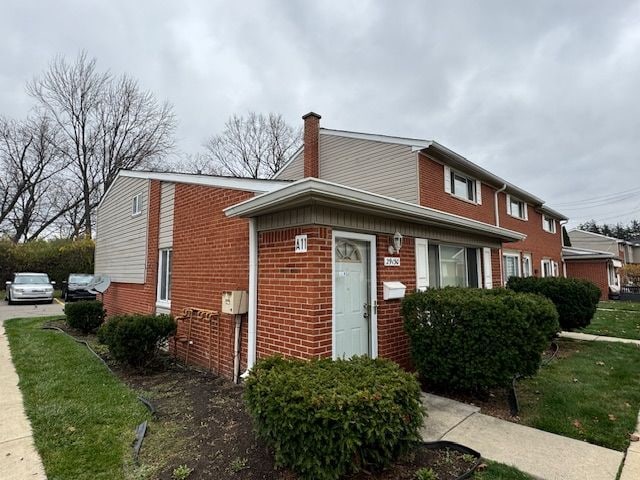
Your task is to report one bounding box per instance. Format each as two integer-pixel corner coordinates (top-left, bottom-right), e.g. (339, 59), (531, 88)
(421, 440), (482, 479)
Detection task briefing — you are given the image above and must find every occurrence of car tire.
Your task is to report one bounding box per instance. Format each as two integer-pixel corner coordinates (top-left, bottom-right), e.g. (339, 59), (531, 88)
(48, 299), (54, 304)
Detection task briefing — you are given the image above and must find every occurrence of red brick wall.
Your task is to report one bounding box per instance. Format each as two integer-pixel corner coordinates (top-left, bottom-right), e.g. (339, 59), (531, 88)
(375, 235), (416, 369)
(303, 113), (320, 178)
(256, 226), (333, 360)
(566, 260), (609, 300)
(418, 154), (563, 284)
(102, 180), (160, 316)
(170, 184), (254, 378)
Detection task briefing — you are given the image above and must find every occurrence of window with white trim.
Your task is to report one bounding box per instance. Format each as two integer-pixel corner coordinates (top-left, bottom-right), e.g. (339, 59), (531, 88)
(157, 248), (172, 304)
(132, 193), (142, 216)
(507, 195), (528, 220)
(522, 253), (533, 277)
(421, 242), (479, 288)
(451, 171), (477, 202)
(541, 259), (553, 278)
(503, 252), (521, 281)
(542, 215), (556, 233)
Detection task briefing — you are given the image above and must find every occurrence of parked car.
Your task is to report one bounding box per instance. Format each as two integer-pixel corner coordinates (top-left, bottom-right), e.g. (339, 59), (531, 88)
(5, 273), (55, 304)
(61, 274), (97, 302)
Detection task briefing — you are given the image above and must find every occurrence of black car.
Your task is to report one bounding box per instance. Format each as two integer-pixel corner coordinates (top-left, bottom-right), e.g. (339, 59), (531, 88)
(62, 274), (97, 302)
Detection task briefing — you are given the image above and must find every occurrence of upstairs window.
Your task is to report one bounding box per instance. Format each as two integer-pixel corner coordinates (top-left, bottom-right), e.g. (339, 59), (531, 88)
(444, 166), (482, 204)
(132, 193), (142, 216)
(507, 195), (528, 220)
(542, 215), (556, 233)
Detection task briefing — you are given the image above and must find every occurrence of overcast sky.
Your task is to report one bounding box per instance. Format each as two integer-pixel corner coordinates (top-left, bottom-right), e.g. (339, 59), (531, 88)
(2, 0), (639, 226)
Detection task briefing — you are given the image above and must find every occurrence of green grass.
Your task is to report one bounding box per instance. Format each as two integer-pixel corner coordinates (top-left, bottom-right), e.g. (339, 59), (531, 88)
(517, 338), (640, 451)
(581, 308), (640, 340)
(474, 461), (533, 479)
(5, 316), (150, 479)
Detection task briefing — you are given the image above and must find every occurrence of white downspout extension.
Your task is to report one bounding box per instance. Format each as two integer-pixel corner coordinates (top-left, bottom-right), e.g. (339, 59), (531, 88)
(241, 217), (258, 379)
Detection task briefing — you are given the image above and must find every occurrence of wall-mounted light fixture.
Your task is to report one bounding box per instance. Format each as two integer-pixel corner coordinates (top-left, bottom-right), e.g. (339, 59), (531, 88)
(388, 231), (403, 255)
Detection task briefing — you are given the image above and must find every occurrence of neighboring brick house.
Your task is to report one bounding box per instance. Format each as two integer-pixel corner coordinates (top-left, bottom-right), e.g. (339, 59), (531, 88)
(563, 246), (622, 300)
(95, 112), (567, 380)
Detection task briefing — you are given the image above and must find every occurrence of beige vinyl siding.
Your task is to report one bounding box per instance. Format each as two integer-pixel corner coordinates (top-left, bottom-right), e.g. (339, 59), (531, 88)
(158, 182), (175, 248)
(568, 231), (620, 256)
(255, 205), (500, 248)
(318, 134), (418, 203)
(275, 151), (304, 180)
(95, 177), (149, 283)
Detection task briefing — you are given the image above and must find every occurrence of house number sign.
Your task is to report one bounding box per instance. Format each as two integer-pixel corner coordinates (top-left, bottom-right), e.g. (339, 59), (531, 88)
(384, 257), (400, 267)
(295, 234), (308, 253)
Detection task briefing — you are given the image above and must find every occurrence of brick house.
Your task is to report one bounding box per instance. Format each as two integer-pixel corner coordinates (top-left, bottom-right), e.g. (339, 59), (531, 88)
(95, 112), (566, 380)
(563, 246), (622, 300)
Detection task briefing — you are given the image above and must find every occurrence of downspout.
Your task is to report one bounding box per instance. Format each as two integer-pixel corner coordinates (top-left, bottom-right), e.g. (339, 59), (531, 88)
(241, 217), (258, 379)
(494, 183), (507, 227)
(560, 219), (569, 278)
(495, 184), (507, 285)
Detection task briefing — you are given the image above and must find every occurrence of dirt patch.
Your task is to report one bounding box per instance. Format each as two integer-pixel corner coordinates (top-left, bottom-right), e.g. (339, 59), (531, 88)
(44, 319), (479, 480)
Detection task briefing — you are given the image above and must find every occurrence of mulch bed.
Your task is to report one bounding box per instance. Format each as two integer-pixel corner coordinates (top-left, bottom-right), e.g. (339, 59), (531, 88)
(45, 319), (480, 479)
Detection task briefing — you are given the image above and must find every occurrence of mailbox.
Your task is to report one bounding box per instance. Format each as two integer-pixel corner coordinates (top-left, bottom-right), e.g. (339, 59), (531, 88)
(383, 281), (406, 300)
(221, 290), (248, 315)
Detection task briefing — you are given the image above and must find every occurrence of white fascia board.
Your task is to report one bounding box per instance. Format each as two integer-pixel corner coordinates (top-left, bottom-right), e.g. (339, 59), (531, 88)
(119, 170), (288, 193)
(224, 178), (526, 242)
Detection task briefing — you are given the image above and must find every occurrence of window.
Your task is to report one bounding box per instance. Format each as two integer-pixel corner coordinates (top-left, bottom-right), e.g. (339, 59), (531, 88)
(157, 248), (172, 304)
(425, 243), (479, 288)
(542, 215), (556, 233)
(507, 195), (527, 220)
(503, 253), (521, 281)
(132, 193), (142, 216)
(541, 259), (553, 278)
(522, 254), (532, 277)
(451, 171), (477, 202)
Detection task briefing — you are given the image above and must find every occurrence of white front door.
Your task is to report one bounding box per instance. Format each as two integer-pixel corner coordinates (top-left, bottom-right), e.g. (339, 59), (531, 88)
(333, 233), (377, 359)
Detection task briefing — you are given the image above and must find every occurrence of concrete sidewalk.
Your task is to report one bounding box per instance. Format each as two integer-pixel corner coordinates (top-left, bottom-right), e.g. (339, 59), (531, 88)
(560, 330), (640, 346)
(420, 392), (624, 480)
(0, 303), (62, 480)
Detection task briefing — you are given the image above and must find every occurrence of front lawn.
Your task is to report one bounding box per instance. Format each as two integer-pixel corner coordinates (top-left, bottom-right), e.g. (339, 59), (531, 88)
(581, 307), (640, 340)
(5, 317), (153, 479)
(517, 338), (640, 451)
(599, 300), (640, 312)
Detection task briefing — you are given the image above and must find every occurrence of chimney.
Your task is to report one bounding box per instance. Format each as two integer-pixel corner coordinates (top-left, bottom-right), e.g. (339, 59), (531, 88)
(302, 112), (321, 178)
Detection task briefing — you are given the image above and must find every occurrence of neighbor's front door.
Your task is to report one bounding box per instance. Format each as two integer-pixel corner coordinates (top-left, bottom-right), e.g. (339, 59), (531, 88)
(334, 235), (375, 358)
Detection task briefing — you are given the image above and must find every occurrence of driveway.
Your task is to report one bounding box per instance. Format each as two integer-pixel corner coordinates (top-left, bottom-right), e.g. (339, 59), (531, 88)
(0, 301), (64, 323)
(0, 300), (62, 479)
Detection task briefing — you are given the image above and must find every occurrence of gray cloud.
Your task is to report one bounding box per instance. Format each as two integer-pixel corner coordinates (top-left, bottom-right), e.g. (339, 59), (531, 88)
(1, 0), (639, 225)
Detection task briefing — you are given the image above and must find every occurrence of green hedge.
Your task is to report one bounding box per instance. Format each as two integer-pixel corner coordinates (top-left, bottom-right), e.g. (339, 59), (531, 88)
(401, 288), (559, 392)
(0, 238), (94, 286)
(244, 356), (425, 480)
(507, 276), (601, 330)
(64, 300), (106, 334)
(97, 314), (176, 368)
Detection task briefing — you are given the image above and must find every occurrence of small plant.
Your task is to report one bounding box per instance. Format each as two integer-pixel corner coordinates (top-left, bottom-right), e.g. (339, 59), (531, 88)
(229, 457), (248, 473)
(64, 300), (106, 334)
(462, 453), (476, 463)
(245, 356), (425, 480)
(415, 467), (437, 480)
(97, 314), (176, 368)
(172, 464), (193, 480)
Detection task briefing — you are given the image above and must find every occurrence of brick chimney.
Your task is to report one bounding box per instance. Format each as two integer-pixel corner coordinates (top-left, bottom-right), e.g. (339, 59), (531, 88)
(302, 112), (321, 178)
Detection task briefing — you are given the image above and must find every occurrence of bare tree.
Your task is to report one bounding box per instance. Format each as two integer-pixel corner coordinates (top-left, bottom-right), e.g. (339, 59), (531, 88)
(0, 115), (69, 240)
(28, 51), (176, 237)
(202, 112), (301, 178)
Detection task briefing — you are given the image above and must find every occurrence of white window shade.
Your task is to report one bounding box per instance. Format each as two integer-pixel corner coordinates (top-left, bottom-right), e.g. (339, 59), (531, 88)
(444, 166), (452, 193)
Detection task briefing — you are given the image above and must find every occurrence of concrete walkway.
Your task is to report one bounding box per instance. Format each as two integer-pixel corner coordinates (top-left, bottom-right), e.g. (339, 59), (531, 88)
(420, 392), (624, 480)
(560, 330), (640, 346)
(0, 302), (63, 480)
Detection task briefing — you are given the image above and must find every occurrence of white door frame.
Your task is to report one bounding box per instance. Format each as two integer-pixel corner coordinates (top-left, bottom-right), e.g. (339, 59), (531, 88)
(332, 230), (378, 360)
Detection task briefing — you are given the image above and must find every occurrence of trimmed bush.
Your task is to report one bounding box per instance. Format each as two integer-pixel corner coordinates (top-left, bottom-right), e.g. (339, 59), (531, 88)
(64, 300), (106, 334)
(507, 276), (601, 330)
(244, 356), (425, 480)
(402, 288), (559, 392)
(97, 314), (176, 368)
